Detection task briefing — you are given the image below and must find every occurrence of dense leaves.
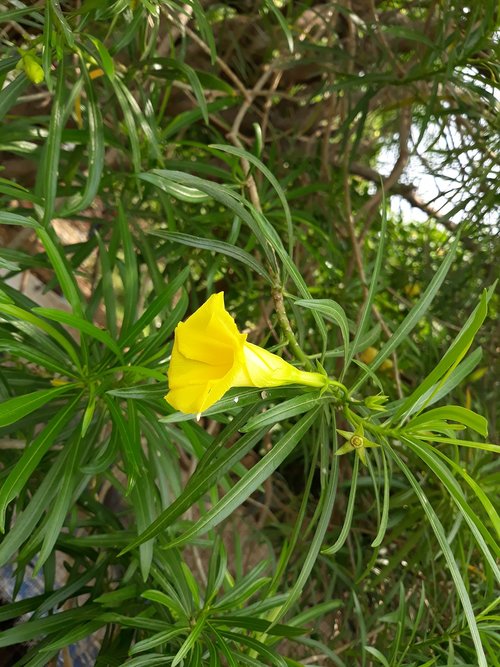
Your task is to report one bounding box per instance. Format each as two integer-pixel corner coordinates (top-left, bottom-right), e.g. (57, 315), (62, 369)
(0, 1), (498, 666)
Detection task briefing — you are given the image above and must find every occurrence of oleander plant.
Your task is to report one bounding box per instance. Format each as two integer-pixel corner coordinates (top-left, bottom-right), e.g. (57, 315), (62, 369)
(0, 1), (498, 666)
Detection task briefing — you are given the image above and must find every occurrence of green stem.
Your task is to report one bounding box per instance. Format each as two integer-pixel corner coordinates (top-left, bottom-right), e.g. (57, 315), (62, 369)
(328, 379), (349, 399)
(344, 405), (399, 438)
(272, 286), (314, 371)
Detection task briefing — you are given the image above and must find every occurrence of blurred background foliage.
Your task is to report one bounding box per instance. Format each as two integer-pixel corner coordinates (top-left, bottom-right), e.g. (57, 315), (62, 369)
(0, 0), (498, 665)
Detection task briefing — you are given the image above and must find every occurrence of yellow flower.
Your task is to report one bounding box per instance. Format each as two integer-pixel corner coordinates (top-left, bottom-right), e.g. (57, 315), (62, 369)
(166, 292), (327, 415)
(404, 283), (421, 298)
(359, 346), (378, 365)
(359, 346), (393, 372)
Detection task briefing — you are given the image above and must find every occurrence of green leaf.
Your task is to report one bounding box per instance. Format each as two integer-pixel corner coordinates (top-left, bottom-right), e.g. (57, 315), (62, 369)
(412, 435), (500, 454)
(120, 409), (266, 554)
(147, 229), (271, 281)
(0, 211), (41, 228)
(163, 407), (320, 550)
(403, 436), (500, 568)
(352, 231), (461, 393)
(0, 74), (29, 122)
(119, 265), (189, 348)
(431, 446), (500, 541)
(41, 620), (106, 653)
(366, 647), (391, 667)
(386, 444), (488, 667)
(0, 303), (81, 370)
(87, 35), (115, 78)
(0, 385), (73, 429)
(209, 144), (294, 252)
(0, 339), (77, 377)
(36, 227), (85, 317)
(322, 456), (360, 554)
(172, 612), (207, 666)
(345, 200), (387, 374)
(49, 0), (75, 47)
(393, 288), (492, 424)
(35, 432), (85, 571)
(131, 479), (157, 581)
(129, 627), (186, 655)
(165, 58), (208, 124)
(212, 616), (305, 638)
(160, 387), (289, 423)
(263, 0), (294, 52)
(271, 414), (339, 625)
(371, 448), (390, 548)
(109, 77), (141, 171)
(60, 58), (104, 216)
(33, 307), (124, 361)
(0, 446), (72, 566)
(123, 656), (172, 667)
(140, 173), (209, 202)
(141, 590), (187, 620)
(0, 607), (97, 647)
(104, 395), (143, 487)
(140, 169), (277, 266)
(96, 232), (117, 338)
(295, 298), (350, 370)
(39, 58), (66, 226)
(389, 347), (483, 419)
(118, 201), (139, 333)
(0, 393), (80, 532)
(190, 0), (216, 64)
(242, 391), (329, 432)
(405, 406), (488, 437)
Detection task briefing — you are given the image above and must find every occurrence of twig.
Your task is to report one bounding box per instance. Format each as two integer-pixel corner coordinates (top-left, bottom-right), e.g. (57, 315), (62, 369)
(344, 161), (476, 249)
(182, 23), (250, 101)
(224, 66), (314, 368)
(357, 106), (412, 240)
(342, 132), (404, 397)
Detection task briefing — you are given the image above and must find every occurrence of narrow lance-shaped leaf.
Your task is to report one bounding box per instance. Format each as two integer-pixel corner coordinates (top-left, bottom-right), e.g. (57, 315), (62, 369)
(0, 393), (81, 533)
(147, 229), (271, 282)
(295, 298), (350, 371)
(35, 431), (85, 572)
(0, 74), (29, 122)
(386, 444), (488, 667)
(351, 231), (461, 394)
(39, 57), (65, 226)
(393, 288), (492, 424)
(0, 385), (74, 430)
(120, 410), (267, 554)
(405, 405), (488, 437)
(60, 57), (104, 216)
(163, 407), (321, 552)
(33, 307), (124, 362)
(270, 411), (339, 625)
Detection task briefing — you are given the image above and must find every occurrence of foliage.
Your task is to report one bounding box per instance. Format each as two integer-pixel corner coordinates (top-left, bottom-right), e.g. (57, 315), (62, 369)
(0, 1), (498, 665)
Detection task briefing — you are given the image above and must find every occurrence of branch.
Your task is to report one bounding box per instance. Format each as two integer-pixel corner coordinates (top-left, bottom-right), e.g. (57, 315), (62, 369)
(346, 162), (477, 249)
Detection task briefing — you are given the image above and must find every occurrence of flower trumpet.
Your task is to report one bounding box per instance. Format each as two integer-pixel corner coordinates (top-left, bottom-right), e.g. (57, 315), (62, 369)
(166, 292), (328, 415)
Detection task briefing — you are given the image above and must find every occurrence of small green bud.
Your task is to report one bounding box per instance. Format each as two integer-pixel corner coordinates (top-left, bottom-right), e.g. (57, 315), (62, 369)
(19, 53), (44, 84)
(364, 394), (389, 412)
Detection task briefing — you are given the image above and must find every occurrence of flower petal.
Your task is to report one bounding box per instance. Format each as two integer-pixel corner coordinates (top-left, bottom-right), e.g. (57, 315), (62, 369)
(166, 363), (241, 414)
(176, 292), (245, 365)
(168, 336), (231, 387)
